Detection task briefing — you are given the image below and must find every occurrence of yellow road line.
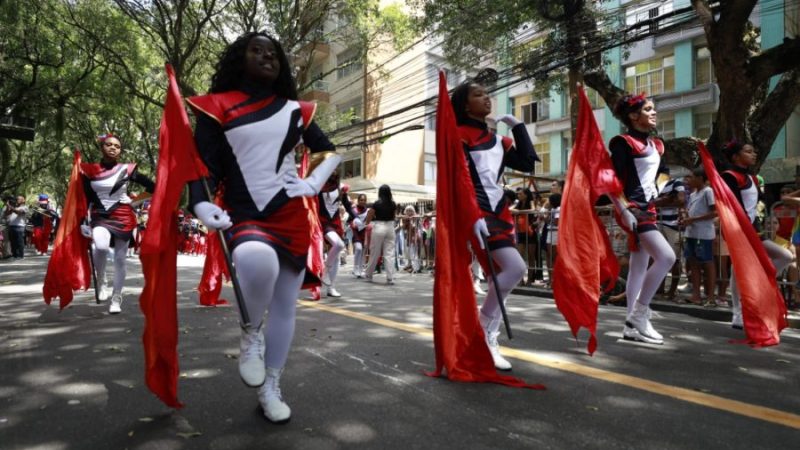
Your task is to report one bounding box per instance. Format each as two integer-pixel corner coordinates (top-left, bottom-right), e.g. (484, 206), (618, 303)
(299, 300), (800, 430)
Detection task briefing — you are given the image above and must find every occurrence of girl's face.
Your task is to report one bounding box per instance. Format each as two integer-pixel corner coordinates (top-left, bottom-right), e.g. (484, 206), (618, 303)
(465, 84), (492, 120)
(357, 195), (367, 208)
(629, 100), (657, 131)
(101, 137), (122, 161)
(244, 36), (280, 84)
(516, 190), (526, 201)
(732, 144), (757, 167)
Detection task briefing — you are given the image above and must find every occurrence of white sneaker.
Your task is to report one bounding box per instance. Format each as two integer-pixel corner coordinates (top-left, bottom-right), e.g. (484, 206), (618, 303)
(622, 324), (638, 341)
(479, 312), (511, 370)
(258, 367), (291, 424)
(108, 294), (123, 314)
(731, 313), (743, 330)
(239, 324), (266, 387)
(97, 281), (109, 302)
(473, 280), (486, 295)
(327, 287), (342, 298)
(626, 303), (664, 344)
(321, 271), (331, 286)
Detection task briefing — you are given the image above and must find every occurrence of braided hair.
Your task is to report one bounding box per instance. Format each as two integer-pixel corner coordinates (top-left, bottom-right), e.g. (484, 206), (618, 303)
(613, 93), (648, 129)
(210, 32), (298, 99)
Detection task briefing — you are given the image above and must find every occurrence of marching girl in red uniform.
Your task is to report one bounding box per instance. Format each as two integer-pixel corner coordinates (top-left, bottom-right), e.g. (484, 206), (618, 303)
(187, 32), (340, 424)
(79, 134), (154, 314)
(350, 193), (369, 278)
(720, 141), (792, 329)
(317, 172), (354, 297)
(608, 94), (676, 345)
(450, 79), (538, 370)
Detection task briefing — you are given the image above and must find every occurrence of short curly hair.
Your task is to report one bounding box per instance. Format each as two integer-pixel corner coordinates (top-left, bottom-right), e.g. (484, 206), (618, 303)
(210, 32), (298, 99)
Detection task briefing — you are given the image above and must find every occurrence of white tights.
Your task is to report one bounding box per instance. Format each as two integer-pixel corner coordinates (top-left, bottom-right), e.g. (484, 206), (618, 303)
(92, 227), (128, 295)
(353, 241), (364, 275)
(232, 241), (305, 369)
(479, 247), (527, 333)
(324, 231), (344, 288)
(625, 230), (677, 315)
(731, 239), (793, 316)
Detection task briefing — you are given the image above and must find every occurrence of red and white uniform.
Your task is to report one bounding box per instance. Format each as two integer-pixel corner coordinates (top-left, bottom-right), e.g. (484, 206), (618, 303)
(83, 162), (154, 241)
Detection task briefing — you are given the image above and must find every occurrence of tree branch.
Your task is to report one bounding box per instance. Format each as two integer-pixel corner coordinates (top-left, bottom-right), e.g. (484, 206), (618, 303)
(747, 37), (800, 86)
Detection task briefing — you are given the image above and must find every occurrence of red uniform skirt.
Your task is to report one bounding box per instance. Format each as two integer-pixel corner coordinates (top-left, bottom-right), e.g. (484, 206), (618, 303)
(91, 204), (137, 241)
(226, 198), (310, 270)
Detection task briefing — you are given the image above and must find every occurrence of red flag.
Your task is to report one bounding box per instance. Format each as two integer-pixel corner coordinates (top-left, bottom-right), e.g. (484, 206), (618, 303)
(43, 151), (92, 308)
(137, 64), (209, 408)
(698, 143), (787, 346)
(552, 86), (623, 355)
(429, 71), (543, 389)
(300, 149), (324, 295)
(197, 230), (230, 306)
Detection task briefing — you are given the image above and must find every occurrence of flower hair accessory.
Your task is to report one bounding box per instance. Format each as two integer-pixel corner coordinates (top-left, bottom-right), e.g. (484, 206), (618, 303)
(96, 133), (116, 144)
(626, 92), (646, 106)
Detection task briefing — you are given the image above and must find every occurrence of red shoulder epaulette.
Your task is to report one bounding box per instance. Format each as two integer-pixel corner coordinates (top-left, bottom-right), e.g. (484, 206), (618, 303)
(612, 134), (664, 156)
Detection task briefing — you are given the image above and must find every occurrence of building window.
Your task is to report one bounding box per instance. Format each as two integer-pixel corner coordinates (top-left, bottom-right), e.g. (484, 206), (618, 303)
(341, 155), (362, 179)
(695, 47), (715, 86)
(336, 48), (363, 80)
(535, 138), (550, 175)
(624, 55), (675, 95)
(586, 88), (606, 109)
(536, 99), (550, 122)
(337, 96), (362, 125)
(424, 160), (436, 185)
(693, 112), (714, 140)
(512, 94), (549, 124)
(508, 96), (516, 115)
(626, 2), (674, 32)
(657, 111), (675, 140)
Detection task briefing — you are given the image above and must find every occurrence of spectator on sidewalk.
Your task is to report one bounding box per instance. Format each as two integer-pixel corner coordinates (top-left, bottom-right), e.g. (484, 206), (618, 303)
(680, 168), (718, 306)
(4, 195), (28, 259)
(364, 184), (397, 284)
(655, 168), (686, 300)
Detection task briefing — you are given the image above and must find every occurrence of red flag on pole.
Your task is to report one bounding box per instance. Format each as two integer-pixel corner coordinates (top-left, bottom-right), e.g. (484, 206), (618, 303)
(552, 85), (623, 355)
(428, 71), (543, 389)
(698, 142), (786, 346)
(299, 149), (324, 298)
(137, 64), (209, 408)
(43, 151), (92, 308)
(197, 229), (230, 306)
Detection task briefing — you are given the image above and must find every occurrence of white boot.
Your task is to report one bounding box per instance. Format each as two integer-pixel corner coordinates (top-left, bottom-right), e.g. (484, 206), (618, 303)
(239, 324), (266, 387)
(479, 312), (512, 371)
(327, 287), (342, 298)
(108, 294), (123, 314)
(625, 301), (664, 344)
(258, 367), (291, 423)
(97, 278), (109, 302)
(731, 312), (744, 330)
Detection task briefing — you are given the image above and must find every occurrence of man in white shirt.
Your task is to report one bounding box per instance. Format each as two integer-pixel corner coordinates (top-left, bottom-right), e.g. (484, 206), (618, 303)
(4, 195), (29, 258)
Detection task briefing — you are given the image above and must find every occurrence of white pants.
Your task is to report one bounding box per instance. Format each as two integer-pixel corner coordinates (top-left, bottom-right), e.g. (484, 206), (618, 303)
(365, 220), (396, 281)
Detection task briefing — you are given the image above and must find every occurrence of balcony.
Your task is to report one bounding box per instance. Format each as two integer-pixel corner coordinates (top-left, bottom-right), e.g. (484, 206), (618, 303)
(300, 80), (330, 103)
(652, 84), (718, 112)
(653, 19), (704, 48)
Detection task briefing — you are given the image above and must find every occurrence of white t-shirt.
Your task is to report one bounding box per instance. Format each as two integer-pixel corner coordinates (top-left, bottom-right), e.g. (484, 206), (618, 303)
(685, 186), (715, 240)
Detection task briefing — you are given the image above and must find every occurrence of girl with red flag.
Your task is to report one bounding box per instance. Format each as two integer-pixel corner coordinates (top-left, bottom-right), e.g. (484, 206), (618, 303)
(81, 134), (154, 314)
(720, 141), (792, 329)
(450, 78), (539, 370)
(186, 32), (340, 424)
(609, 94), (675, 345)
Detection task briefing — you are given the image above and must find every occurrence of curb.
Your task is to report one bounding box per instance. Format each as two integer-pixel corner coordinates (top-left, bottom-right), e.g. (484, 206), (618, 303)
(511, 286), (800, 329)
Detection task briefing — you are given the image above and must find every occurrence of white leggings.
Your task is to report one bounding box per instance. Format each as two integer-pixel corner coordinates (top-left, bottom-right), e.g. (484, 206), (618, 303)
(232, 241), (305, 369)
(324, 231), (344, 288)
(92, 227), (128, 295)
(353, 241), (364, 275)
(625, 230), (677, 315)
(479, 247), (527, 333)
(731, 239), (793, 316)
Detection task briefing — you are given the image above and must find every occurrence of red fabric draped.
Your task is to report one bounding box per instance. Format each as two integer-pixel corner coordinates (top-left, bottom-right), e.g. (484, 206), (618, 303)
(137, 64), (209, 408)
(428, 71), (544, 389)
(197, 230), (230, 306)
(698, 142), (786, 346)
(43, 152), (92, 308)
(300, 149), (324, 299)
(552, 86), (623, 355)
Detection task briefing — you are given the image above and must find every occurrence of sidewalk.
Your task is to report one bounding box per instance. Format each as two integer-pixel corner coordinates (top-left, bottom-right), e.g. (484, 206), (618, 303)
(510, 284), (800, 329)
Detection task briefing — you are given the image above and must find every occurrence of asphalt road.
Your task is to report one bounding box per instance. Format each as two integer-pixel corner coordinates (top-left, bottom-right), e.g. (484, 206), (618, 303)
(1, 250), (799, 449)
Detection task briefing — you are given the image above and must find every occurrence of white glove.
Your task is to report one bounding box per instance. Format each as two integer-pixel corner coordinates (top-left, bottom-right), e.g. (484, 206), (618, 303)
(80, 224), (93, 239)
(494, 114), (522, 127)
(619, 208), (638, 233)
(284, 173), (318, 198)
(354, 218), (366, 231)
(194, 201), (232, 231)
(473, 218), (489, 249)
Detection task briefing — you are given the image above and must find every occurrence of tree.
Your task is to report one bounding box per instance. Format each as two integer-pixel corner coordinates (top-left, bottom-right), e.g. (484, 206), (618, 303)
(413, 0), (800, 169)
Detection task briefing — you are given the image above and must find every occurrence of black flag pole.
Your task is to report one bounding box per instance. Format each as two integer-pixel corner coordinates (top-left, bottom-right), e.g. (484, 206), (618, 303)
(481, 234), (512, 339)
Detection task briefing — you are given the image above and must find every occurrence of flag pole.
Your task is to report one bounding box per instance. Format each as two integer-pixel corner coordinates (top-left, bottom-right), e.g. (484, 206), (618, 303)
(481, 234), (512, 339)
(199, 179), (250, 328)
